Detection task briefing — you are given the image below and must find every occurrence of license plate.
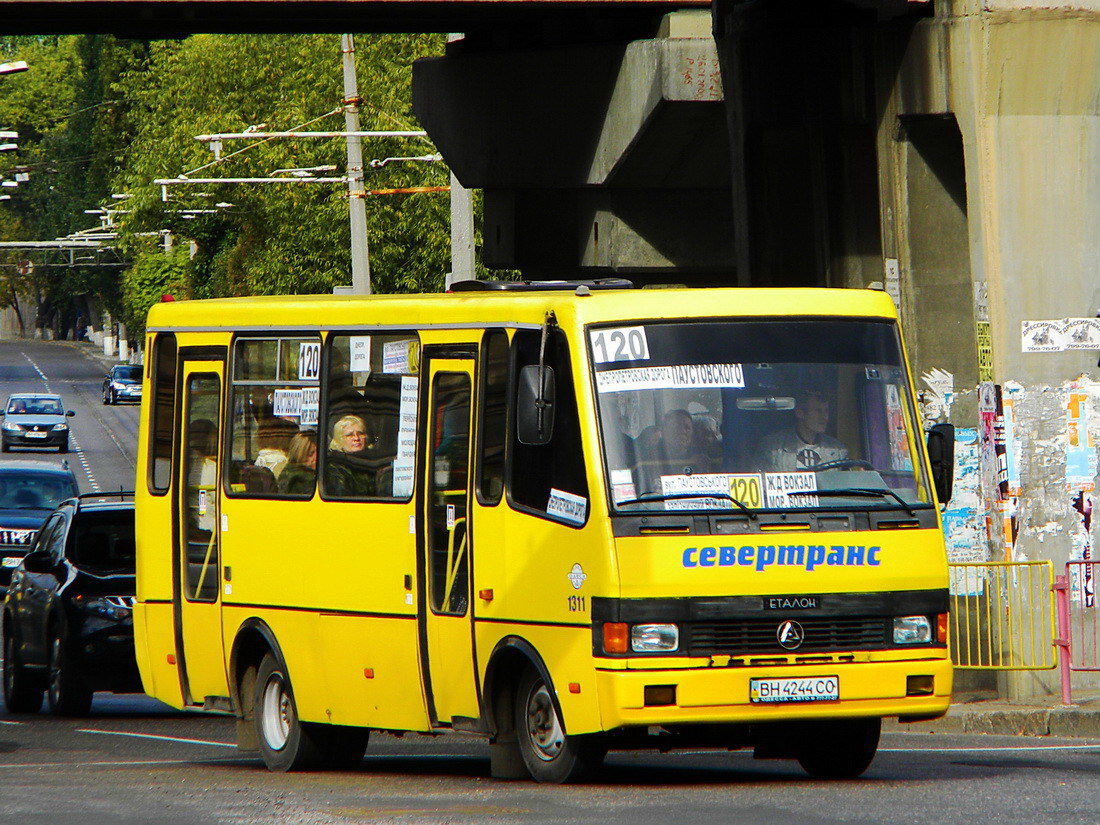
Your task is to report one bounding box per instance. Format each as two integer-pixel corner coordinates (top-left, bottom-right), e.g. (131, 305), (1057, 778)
(25, 431), (47, 438)
(2, 556), (20, 568)
(750, 676), (839, 704)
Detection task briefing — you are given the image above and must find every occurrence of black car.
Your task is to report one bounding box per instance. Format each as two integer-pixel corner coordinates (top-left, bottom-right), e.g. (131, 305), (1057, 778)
(0, 460), (80, 597)
(2, 393), (75, 452)
(2, 495), (139, 715)
(102, 364), (143, 405)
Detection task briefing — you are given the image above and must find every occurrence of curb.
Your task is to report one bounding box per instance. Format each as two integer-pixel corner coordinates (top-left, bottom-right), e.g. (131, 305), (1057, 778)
(886, 705), (1100, 738)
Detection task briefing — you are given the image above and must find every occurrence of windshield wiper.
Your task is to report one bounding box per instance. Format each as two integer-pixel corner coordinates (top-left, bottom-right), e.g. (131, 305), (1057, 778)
(810, 488), (918, 517)
(616, 492), (757, 520)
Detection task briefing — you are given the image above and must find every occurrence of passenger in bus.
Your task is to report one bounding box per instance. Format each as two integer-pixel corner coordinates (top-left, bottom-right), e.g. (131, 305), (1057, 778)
(279, 430), (318, 495)
(324, 414), (377, 496)
(756, 389), (849, 471)
(254, 417), (297, 479)
(634, 408), (716, 493)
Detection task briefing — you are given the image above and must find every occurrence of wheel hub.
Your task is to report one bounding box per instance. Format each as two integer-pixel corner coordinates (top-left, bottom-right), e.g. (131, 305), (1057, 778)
(525, 683), (564, 761)
(260, 675), (291, 751)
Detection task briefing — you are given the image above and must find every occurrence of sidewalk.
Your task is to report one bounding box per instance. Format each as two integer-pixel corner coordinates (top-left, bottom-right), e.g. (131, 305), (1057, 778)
(886, 690), (1100, 739)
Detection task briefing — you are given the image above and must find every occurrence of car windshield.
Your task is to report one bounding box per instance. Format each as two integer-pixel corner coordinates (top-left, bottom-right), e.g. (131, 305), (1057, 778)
(590, 319), (933, 513)
(0, 473), (78, 510)
(70, 510), (135, 574)
(7, 397), (62, 415)
(113, 367), (142, 382)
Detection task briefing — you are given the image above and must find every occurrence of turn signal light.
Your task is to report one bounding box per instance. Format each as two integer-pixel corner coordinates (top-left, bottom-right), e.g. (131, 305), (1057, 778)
(603, 622), (628, 654)
(937, 613), (949, 644)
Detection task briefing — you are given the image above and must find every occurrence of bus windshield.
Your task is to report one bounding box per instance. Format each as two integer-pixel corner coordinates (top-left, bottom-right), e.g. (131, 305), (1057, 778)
(590, 319), (933, 513)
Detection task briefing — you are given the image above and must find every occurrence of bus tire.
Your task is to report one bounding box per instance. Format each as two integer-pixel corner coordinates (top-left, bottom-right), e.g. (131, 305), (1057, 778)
(514, 668), (605, 783)
(796, 718), (880, 779)
(314, 725), (370, 770)
(253, 653), (325, 772)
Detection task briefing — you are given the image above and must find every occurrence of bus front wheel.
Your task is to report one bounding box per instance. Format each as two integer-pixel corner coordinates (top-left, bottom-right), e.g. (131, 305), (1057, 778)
(796, 717), (881, 779)
(254, 653), (325, 771)
(514, 668), (605, 783)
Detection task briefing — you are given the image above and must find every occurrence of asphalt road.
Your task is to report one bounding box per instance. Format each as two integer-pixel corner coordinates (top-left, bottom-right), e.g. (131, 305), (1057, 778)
(1, 341), (1099, 824)
(0, 339), (138, 494)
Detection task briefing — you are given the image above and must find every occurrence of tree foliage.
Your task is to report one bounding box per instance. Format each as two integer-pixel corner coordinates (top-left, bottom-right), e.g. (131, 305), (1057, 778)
(1, 33), (463, 340)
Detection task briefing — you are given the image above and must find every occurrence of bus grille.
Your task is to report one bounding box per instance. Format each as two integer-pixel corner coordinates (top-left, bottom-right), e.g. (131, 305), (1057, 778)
(686, 617), (890, 656)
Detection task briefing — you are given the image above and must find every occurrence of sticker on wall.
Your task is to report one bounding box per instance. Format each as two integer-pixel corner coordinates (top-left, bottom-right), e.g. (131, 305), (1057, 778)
(567, 563), (587, 590)
(1064, 318), (1100, 350)
(976, 321), (994, 382)
(1066, 392), (1096, 492)
(884, 258), (901, 308)
(1022, 320), (1065, 353)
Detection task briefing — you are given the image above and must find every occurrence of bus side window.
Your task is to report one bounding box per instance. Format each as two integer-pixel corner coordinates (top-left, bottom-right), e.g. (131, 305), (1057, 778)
(477, 329), (508, 505)
(508, 328), (588, 525)
(321, 333), (420, 501)
(225, 336), (321, 499)
(148, 332), (177, 494)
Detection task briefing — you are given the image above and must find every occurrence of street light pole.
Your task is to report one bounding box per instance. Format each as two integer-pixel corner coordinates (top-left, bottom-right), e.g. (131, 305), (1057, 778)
(342, 34), (371, 295)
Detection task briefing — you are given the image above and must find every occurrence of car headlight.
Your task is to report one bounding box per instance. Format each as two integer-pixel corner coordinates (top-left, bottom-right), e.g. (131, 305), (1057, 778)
(112, 381), (126, 389)
(52, 423), (68, 431)
(2, 421), (21, 431)
(893, 615), (933, 644)
(631, 623), (679, 653)
(73, 595), (133, 621)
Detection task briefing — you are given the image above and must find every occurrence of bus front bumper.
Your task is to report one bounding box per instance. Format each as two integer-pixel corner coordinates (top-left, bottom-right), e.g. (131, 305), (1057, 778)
(594, 657), (953, 729)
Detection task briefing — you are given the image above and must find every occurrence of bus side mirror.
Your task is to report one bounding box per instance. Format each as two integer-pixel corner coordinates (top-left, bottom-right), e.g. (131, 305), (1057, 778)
(926, 423), (955, 504)
(517, 364), (555, 446)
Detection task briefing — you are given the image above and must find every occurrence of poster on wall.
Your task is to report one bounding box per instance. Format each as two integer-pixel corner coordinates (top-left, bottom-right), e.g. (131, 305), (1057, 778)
(1066, 392), (1096, 492)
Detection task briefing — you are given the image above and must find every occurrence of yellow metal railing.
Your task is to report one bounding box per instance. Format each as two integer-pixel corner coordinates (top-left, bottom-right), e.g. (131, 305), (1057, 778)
(948, 561), (1057, 670)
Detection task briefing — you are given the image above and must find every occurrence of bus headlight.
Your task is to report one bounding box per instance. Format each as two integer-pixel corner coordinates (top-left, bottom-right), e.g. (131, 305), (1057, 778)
(893, 615), (932, 644)
(631, 623), (679, 653)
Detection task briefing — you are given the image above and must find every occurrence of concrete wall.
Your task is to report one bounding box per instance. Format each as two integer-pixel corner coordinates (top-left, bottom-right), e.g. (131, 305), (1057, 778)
(881, 2), (1100, 699)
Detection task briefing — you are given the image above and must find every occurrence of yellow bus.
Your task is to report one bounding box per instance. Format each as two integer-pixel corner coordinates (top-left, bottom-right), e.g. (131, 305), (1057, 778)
(134, 282), (955, 782)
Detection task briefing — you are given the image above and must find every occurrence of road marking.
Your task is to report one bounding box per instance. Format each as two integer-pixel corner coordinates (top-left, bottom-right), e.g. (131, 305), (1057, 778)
(21, 350), (100, 492)
(22, 352), (49, 385)
(75, 728), (236, 748)
(0, 758), (240, 769)
(878, 743), (1100, 753)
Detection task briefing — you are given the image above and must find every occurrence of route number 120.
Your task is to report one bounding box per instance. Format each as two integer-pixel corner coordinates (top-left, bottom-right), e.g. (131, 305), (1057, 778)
(590, 326), (651, 364)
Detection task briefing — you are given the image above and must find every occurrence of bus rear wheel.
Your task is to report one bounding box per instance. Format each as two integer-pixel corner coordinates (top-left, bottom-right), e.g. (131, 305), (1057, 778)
(514, 668), (605, 783)
(796, 717), (881, 779)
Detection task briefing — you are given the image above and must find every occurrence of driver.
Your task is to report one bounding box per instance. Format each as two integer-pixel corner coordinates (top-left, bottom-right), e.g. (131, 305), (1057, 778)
(756, 389), (849, 471)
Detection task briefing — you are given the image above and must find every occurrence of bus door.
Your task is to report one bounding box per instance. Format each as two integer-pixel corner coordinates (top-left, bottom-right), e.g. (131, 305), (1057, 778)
(174, 357), (229, 706)
(418, 355), (480, 725)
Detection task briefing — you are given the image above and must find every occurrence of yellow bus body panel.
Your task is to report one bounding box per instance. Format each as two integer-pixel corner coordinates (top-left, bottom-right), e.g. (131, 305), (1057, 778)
(134, 287), (950, 740)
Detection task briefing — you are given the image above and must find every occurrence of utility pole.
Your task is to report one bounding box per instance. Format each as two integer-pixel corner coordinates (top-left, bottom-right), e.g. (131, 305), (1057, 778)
(342, 34), (371, 295)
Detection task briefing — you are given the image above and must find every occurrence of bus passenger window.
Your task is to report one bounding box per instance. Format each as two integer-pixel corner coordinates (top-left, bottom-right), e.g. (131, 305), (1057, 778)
(321, 333), (420, 501)
(225, 336), (321, 498)
(477, 329), (508, 505)
(508, 329), (588, 525)
(148, 333), (177, 493)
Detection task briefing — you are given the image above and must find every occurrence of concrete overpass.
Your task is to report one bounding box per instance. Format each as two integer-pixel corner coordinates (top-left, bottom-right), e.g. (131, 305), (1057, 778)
(3, 0), (1099, 702)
